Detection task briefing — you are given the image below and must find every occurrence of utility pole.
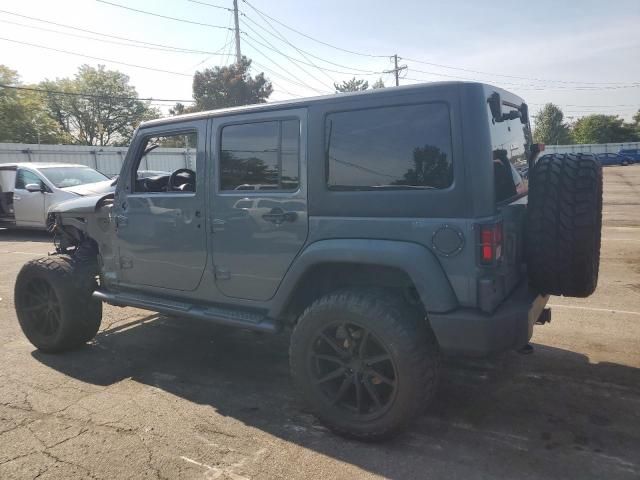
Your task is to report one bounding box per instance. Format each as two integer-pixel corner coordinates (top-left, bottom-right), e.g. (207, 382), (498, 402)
(384, 54), (407, 86)
(233, 0), (242, 64)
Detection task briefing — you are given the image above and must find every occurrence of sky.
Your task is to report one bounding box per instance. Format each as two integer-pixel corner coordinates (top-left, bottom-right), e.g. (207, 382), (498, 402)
(1, 0), (639, 122)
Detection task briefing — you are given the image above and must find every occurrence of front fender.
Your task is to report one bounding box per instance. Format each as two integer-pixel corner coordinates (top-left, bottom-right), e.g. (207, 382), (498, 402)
(48, 193), (114, 215)
(269, 239), (458, 317)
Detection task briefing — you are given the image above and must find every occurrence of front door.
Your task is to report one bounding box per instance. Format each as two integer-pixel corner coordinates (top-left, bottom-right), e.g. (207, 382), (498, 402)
(13, 168), (45, 227)
(211, 110), (308, 301)
(114, 121), (207, 291)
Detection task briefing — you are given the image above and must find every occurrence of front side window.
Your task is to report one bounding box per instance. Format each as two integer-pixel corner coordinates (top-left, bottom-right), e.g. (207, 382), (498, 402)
(325, 103), (453, 190)
(133, 132), (198, 193)
(15, 169), (43, 189)
(220, 119), (300, 191)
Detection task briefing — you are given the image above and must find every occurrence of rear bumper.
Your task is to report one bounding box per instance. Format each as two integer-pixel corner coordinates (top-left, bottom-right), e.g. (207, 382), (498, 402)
(428, 282), (549, 357)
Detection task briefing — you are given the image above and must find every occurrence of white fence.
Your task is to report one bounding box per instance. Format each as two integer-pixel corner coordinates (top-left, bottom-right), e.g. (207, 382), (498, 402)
(544, 142), (639, 155)
(0, 143), (195, 177)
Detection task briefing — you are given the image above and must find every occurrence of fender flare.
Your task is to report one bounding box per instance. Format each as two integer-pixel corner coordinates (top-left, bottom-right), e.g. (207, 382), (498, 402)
(269, 239), (458, 318)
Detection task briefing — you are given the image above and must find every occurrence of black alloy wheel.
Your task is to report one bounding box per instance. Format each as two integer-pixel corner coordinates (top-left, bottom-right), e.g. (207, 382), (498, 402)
(309, 322), (398, 419)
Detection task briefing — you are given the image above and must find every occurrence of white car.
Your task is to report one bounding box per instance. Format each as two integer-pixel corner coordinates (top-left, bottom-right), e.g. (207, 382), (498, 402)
(0, 163), (113, 229)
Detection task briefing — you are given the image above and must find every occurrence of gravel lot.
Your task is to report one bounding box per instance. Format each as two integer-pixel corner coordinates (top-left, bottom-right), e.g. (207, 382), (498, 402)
(1, 166), (639, 480)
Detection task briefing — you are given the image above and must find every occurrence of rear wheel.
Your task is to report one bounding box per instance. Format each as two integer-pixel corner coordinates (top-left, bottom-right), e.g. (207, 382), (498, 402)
(526, 153), (602, 297)
(15, 255), (102, 353)
(290, 288), (440, 441)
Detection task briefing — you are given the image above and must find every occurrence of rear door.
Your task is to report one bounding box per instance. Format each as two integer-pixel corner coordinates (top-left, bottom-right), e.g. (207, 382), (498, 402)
(211, 109), (308, 301)
(13, 168), (46, 227)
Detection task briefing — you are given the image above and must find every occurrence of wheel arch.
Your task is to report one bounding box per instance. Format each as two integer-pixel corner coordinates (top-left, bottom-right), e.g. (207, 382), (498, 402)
(269, 239), (458, 323)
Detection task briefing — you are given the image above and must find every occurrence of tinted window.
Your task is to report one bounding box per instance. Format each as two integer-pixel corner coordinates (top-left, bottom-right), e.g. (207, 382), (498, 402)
(220, 119), (300, 191)
(325, 103), (453, 190)
(15, 169), (42, 189)
(488, 100), (531, 202)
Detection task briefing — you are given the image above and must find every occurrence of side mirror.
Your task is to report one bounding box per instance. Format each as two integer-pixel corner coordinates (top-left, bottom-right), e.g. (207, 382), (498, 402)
(25, 183), (43, 193)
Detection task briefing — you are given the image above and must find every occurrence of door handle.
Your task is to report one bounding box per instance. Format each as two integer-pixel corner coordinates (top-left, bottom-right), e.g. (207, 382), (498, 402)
(262, 207), (297, 224)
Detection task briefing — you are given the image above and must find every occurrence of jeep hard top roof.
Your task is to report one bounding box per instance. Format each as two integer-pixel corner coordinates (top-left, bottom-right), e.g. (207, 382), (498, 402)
(142, 81), (525, 129)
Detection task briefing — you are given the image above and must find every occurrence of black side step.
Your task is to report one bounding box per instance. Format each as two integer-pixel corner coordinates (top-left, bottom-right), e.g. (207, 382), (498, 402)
(93, 289), (281, 333)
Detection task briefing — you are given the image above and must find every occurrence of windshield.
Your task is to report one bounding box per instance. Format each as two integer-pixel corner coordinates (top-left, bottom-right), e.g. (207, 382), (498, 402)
(40, 167), (108, 188)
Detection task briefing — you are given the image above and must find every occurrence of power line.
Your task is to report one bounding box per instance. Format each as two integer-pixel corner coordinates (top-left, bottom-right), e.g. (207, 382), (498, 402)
(240, 0), (389, 58)
(250, 58), (325, 93)
(0, 9), (229, 55)
(0, 84), (195, 103)
(243, 39), (330, 94)
(0, 37), (192, 77)
(234, 7), (335, 85)
(0, 17), (232, 55)
(240, 11), (382, 75)
(95, 0), (231, 30)
(401, 57), (640, 87)
(242, 33), (385, 76)
(187, 0), (231, 11)
(240, 18), (334, 90)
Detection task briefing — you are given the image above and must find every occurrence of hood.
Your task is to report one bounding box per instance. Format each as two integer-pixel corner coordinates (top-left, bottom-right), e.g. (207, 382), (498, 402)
(49, 192), (114, 215)
(61, 179), (115, 196)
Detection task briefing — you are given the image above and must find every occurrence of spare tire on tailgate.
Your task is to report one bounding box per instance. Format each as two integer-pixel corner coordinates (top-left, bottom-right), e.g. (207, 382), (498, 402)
(525, 153), (602, 297)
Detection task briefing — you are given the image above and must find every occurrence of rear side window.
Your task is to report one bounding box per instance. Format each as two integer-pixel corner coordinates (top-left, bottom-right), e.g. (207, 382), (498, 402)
(325, 103), (453, 190)
(220, 119), (300, 191)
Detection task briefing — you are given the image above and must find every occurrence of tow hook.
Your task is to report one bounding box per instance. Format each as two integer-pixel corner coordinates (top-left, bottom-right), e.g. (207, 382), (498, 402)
(536, 308), (552, 325)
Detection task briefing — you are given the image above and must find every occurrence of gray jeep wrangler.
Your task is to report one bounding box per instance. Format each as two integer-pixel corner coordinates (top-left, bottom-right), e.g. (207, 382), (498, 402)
(14, 82), (602, 440)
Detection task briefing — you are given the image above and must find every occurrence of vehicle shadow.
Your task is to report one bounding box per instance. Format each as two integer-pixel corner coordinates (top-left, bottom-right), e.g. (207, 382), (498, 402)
(32, 313), (640, 479)
(0, 228), (51, 243)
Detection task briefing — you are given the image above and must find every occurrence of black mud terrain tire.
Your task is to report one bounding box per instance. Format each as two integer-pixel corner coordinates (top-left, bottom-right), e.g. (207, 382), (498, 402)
(15, 255), (102, 353)
(526, 153), (602, 297)
(290, 288), (440, 441)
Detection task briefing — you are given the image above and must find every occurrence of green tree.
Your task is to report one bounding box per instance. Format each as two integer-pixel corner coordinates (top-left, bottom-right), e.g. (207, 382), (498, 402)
(533, 103), (572, 145)
(174, 57), (272, 114)
(571, 114), (638, 144)
(371, 78), (385, 89)
(0, 65), (65, 144)
(334, 77), (369, 93)
(41, 65), (158, 146)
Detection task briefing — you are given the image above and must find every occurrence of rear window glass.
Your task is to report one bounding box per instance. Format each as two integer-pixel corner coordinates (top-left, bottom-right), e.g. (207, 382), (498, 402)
(325, 103), (453, 190)
(488, 101), (531, 202)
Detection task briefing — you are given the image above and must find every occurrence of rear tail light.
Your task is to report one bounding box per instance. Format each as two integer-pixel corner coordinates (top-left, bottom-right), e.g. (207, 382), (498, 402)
(478, 222), (503, 265)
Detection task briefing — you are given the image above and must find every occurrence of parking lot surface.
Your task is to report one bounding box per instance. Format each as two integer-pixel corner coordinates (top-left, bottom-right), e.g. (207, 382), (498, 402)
(1, 166), (639, 480)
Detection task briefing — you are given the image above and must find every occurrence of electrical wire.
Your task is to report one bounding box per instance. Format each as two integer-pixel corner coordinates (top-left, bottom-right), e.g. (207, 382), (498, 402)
(242, 37), (330, 94)
(232, 8), (335, 85)
(240, 19), (334, 91)
(0, 37), (192, 77)
(0, 84), (195, 103)
(0, 17), (232, 55)
(240, 0), (389, 58)
(240, 11), (384, 75)
(187, 0), (231, 11)
(95, 0), (231, 30)
(0, 9), (229, 55)
(242, 33), (385, 76)
(402, 57), (640, 87)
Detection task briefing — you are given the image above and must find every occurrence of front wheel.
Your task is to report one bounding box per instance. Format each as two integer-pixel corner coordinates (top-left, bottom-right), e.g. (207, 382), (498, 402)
(289, 288), (440, 441)
(15, 255), (102, 353)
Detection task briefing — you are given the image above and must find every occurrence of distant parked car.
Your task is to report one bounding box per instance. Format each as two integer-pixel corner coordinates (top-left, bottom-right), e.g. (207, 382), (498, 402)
(0, 163), (113, 229)
(597, 152), (633, 166)
(618, 148), (640, 163)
